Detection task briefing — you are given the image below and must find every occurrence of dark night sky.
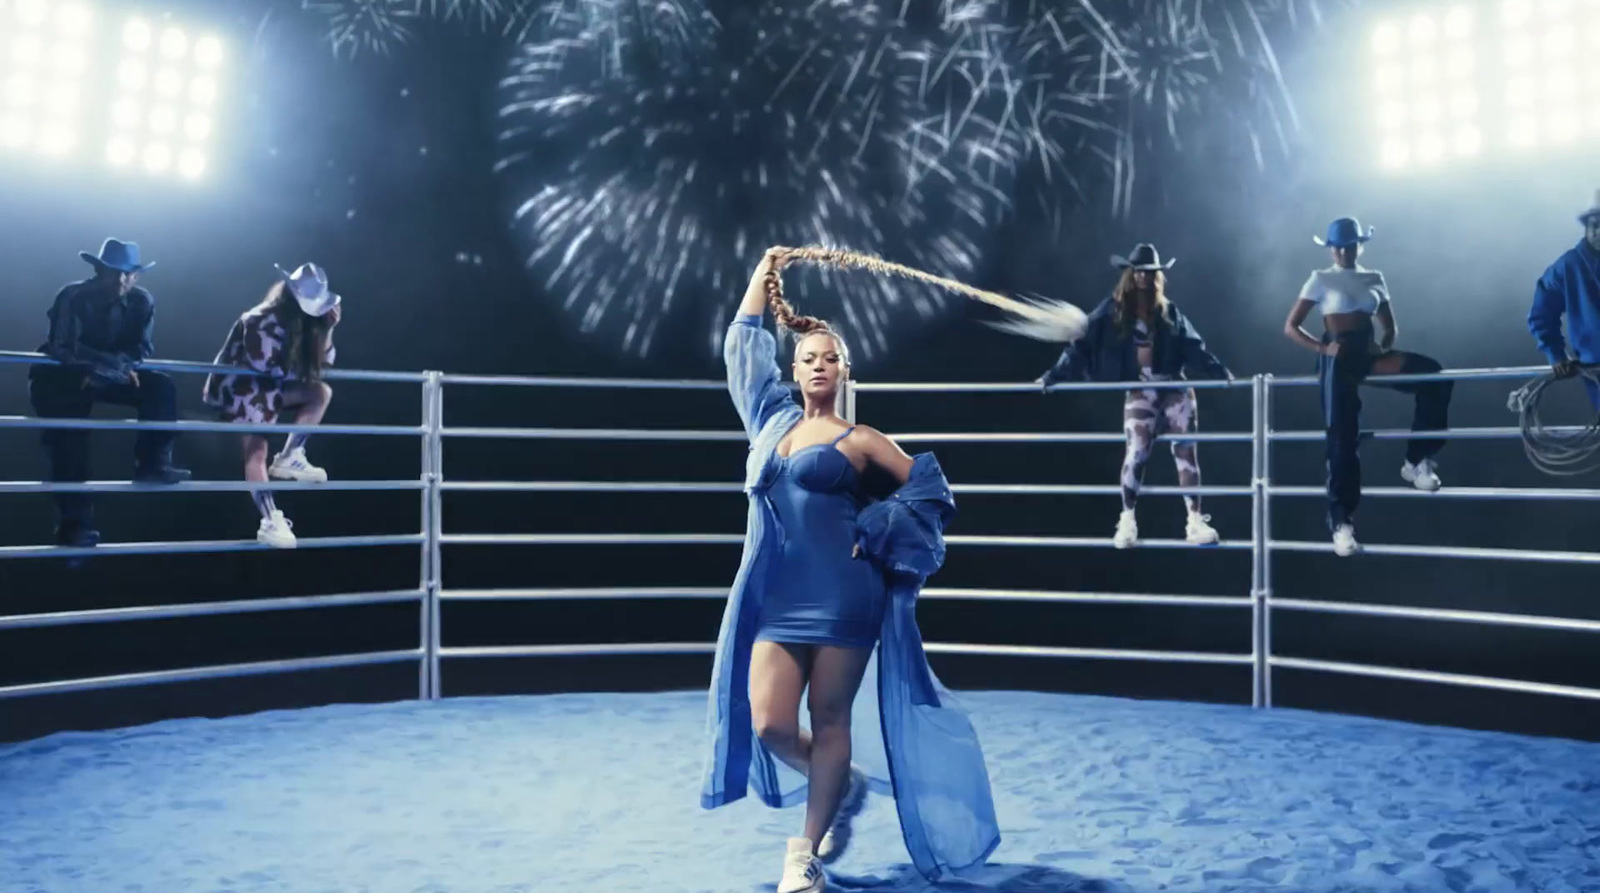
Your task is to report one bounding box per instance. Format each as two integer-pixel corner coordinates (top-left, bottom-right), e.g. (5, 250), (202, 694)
(3, 0), (1598, 744)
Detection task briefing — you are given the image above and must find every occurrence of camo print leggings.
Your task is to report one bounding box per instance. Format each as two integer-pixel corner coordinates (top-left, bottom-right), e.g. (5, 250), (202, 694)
(1122, 384), (1201, 512)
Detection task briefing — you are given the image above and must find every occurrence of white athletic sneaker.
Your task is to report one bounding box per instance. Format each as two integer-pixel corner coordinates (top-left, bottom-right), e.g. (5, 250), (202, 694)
(1185, 512), (1220, 545)
(1112, 509), (1138, 549)
(269, 447), (328, 483)
(777, 837), (826, 893)
(1332, 524), (1359, 557)
(257, 510), (297, 549)
(1401, 458), (1441, 492)
(817, 765), (867, 863)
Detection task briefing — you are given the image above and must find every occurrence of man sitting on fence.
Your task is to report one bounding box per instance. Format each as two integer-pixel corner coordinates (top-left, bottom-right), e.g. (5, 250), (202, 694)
(1528, 189), (1600, 411)
(28, 238), (191, 550)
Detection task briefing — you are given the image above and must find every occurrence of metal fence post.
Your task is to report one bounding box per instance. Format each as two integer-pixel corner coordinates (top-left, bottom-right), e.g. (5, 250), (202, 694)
(1250, 374), (1265, 708)
(424, 371), (444, 700)
(840, 379), (856, 423)
(418, 373), (441, 700)
(1260, 374), (1275, 709)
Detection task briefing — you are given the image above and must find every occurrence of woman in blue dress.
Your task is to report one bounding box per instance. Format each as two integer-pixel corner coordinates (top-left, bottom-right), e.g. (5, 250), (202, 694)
(701, 249), (1000, 893)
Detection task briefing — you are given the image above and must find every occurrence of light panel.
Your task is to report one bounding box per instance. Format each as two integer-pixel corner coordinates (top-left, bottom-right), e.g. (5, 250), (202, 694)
(1371, 0), (1600, 172)
(0, 0), (226, 180)
(110, 14), (225, 181)
(0, 0), (90, 158)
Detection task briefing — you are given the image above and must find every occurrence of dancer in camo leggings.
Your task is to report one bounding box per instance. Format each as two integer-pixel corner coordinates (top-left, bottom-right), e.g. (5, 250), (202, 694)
(1038, 243), (1234, 548)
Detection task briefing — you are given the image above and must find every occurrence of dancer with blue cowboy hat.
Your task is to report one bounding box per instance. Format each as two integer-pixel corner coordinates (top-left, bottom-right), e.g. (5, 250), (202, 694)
(1527, 188), (1600, 409)
(1283, 218), (1454, 557)
(29, 238), (190, 553)
(203, 262), (342, 548)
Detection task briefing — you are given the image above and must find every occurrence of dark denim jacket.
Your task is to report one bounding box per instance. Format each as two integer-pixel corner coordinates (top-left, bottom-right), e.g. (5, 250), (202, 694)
(33, 279), (155, 383)
(1040, 296), (1230, 386)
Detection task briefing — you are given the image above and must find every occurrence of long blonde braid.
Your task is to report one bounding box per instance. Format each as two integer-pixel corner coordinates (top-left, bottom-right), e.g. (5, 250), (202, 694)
(758, 245), (1088, 344)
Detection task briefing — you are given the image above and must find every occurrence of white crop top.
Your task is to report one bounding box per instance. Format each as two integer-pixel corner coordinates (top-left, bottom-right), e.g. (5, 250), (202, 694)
(1297, 266), (1389, 315)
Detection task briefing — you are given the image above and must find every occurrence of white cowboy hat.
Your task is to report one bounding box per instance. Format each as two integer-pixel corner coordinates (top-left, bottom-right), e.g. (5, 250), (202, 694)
(275, 262), (341, 317)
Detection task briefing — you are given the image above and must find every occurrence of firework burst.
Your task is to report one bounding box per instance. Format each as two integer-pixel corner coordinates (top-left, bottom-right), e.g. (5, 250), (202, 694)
(972, 0), (1352, 216)
(300, 0), (421, 57)
(494, 0), (1024, 362)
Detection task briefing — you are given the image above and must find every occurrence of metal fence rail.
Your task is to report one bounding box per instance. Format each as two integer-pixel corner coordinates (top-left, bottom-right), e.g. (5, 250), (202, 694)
(0, 349), (441, 703)
(5, 349), (1599, 714)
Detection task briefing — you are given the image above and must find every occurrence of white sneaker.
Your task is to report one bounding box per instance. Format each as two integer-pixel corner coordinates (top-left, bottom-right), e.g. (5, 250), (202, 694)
(777, 837), (826, 893)
(257, 510), (297, 548)
(1401, 458), (1441, 492)
(269, 447), (328, 483)
(1185, 512), (1220, 545)
(1332, 524), (1359, 557)
(817, 766), (867, 863)
(1112, 509), (1138, 549)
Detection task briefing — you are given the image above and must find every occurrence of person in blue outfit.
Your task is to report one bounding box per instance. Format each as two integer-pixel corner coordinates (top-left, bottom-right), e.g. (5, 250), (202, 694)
(28, 238), (190, 551)
(1036, 243), (1229, 549)
(1527, 189), (1600, 410)
(702, 248), (999, 893)
(1283, 218), (1452, 558)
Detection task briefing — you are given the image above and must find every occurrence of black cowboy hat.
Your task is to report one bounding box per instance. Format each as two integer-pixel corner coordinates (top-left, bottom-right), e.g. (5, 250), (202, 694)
(1110, 243), (1174, 271)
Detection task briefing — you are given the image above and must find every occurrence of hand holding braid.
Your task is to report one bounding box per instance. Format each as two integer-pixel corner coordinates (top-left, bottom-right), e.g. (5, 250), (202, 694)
(761, 247), (830, 336)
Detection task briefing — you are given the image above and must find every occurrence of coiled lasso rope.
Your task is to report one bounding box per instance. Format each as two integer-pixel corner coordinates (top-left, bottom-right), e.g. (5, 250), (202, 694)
(1506, 364), (1600, 476)
(771, 246), (1090, 343)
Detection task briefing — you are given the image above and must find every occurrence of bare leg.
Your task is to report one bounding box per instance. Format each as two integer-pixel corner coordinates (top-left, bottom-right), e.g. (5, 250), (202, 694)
(750, 641), (813, 775)
(801, 645), (872, 850)
(243, 435), (274, 518)
(281, 382), (332, 455)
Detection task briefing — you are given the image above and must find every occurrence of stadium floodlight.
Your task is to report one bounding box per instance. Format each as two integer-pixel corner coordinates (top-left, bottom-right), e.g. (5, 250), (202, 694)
(143, 141), (172, 173)
(194, 36), (224, 69)
(1372, 0), (1600, 172)
(1, 2), (226, 179)
(13, 0), (49, 27)
(0, 0), (93, 159)
(106, 134), (136, 166)
(123, 18), (151, 51)
(159, 27), (188, 59)
(110, 15), (226, 181)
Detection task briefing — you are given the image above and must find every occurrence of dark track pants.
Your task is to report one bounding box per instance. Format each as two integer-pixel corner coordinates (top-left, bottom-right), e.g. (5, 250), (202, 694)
(1318, 333), (1452, 531)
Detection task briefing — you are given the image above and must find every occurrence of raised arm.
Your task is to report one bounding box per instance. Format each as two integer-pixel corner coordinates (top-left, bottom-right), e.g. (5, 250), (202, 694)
(724, 251), (796, 438)
(1528, 261), (1569, 367)
(735, 248), (785, 318)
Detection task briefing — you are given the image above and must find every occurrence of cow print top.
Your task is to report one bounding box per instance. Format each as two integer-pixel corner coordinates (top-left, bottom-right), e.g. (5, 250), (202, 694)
(202, 305), (337, 424)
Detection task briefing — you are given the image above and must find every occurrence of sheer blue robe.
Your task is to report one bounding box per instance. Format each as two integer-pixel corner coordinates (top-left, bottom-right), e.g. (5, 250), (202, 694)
(699, 315), (1001, 881)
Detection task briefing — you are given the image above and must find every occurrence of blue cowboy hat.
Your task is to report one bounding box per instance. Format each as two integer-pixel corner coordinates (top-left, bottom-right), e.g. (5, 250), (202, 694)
(1110, 243), (1175, 271)
(1313, 218), (1374, 248)
(79, 238), (155, 273)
